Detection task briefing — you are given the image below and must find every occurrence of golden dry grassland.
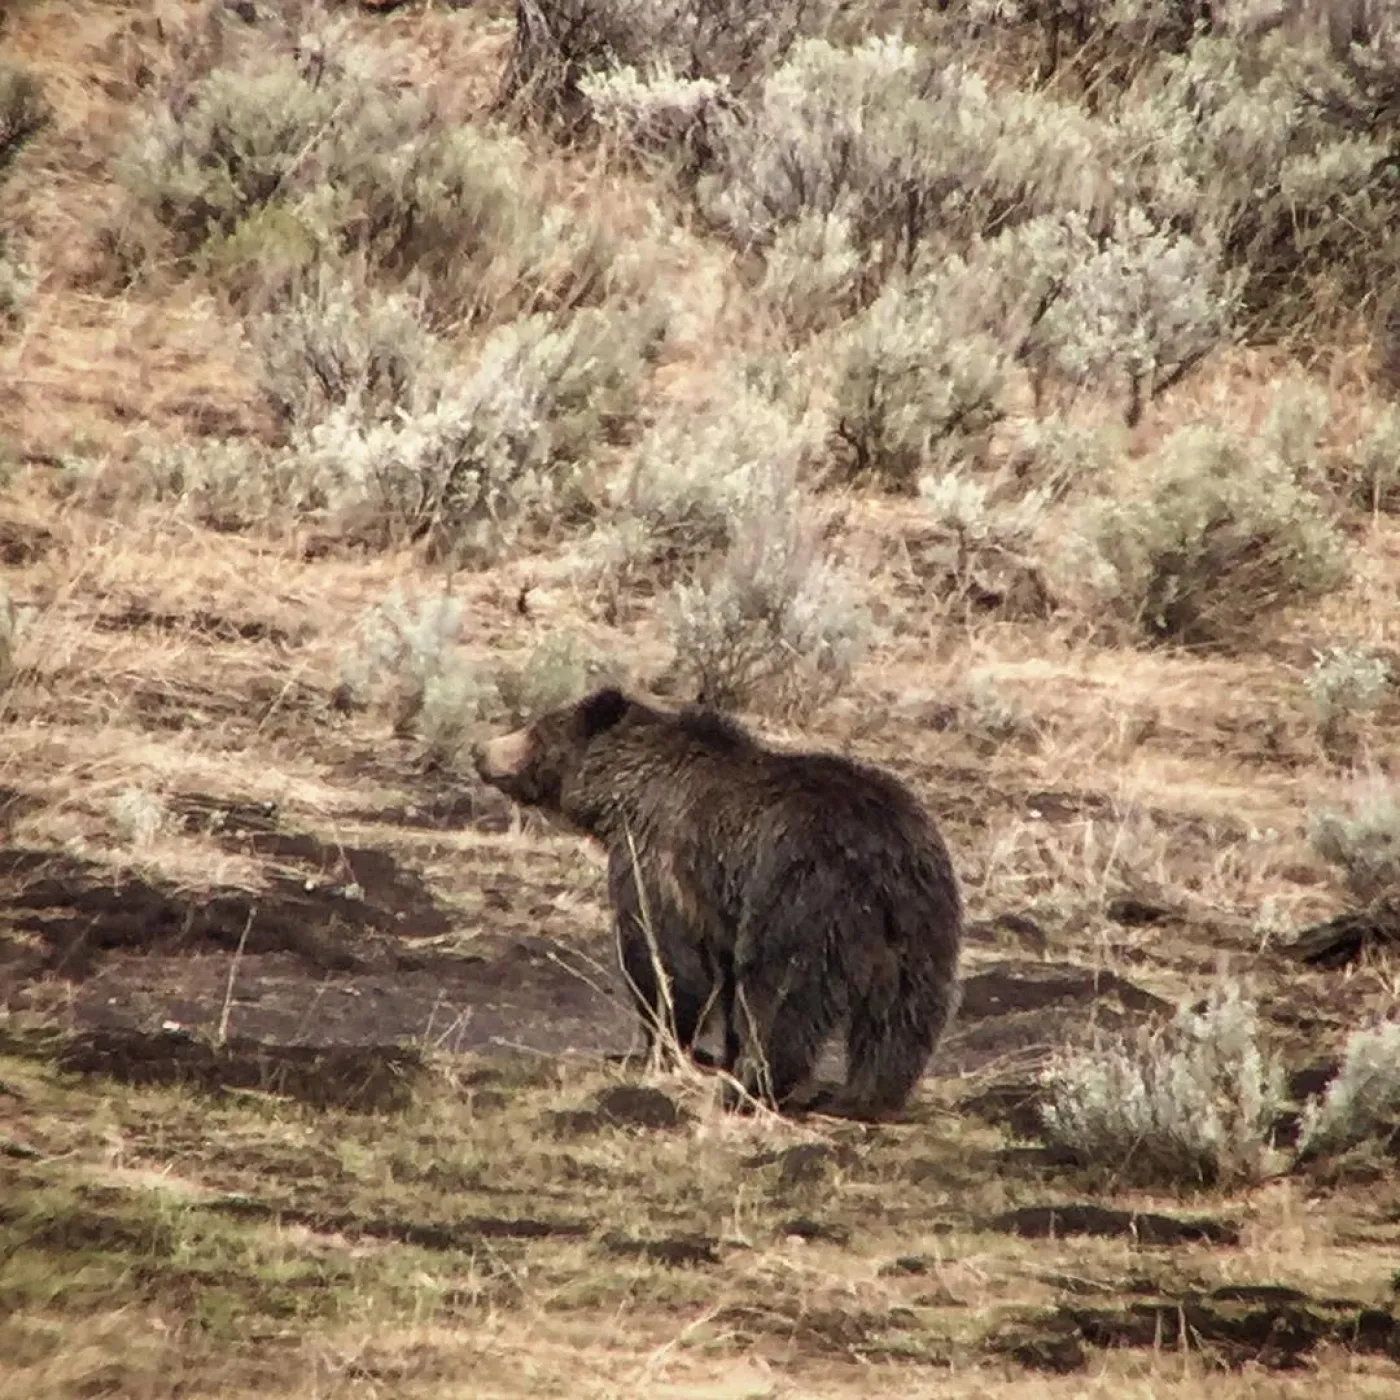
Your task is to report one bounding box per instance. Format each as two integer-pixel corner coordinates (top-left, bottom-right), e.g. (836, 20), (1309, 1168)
(3, 1), (1400, 1395)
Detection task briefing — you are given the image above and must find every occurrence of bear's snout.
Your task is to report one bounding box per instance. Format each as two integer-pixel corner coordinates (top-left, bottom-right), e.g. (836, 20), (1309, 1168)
(473, 730), (533, 784)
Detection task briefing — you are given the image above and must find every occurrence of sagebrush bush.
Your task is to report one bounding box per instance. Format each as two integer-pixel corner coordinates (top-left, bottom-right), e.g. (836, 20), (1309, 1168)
(340, 592), (500, 764)
(1343, 406), (1400, 513)
(1040, 978), (1287, 1187)
(108, 789), (171, 849)
(334, 119), (619, 330)
(1262, 375), (1334, 488)
(701, 37), (1114, 291)
(754, 207), (863, 339)
(297, 307), (649, 558)
(1123, 31), (1400, 339)
(500, 0), (834, 128)
(142, 303), (650, 551)
(579, 63), (730, 175)
(829, 275), (1008, 490)
(1304, 645), (1391, 752)
(1297, 1019), (1400, 1162)
(252, 270), (438, 429)
(119, 56), (344, 253)
(0, 585), (19, 691)
(120, 30), (618, 328)
(138, 438), (307, 531)
(666, 483), (870, 714)
(1309, 775), (1400, 901)
(1037, 206), (1239, 425)
(0, 64), (46, 335)
(1077, 424), (1347, 647)
(1006, 414), (1124, 502)
(615, 378), (825, 576)
(496, 633), (617, 723)
(958, 670), (1035, 746)
(917, 471), (1052, 610)
(0, 245), (34, 328)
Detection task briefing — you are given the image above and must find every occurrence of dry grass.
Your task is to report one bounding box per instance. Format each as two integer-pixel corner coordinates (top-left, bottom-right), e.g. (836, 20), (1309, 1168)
(4, 0), (1400, 1395)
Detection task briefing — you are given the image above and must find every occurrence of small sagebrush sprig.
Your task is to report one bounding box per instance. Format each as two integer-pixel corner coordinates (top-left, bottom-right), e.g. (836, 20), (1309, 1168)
(1297, 1019), (1400, 1161)
(1309, 775), (1400, 902)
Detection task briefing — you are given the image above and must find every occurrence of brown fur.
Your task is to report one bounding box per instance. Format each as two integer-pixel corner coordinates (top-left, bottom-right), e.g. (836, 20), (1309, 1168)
(474, 687), (963, 1119)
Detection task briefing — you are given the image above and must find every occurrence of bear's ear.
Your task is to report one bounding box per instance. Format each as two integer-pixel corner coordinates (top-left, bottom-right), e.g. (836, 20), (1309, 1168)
(578, 686), (631, 737)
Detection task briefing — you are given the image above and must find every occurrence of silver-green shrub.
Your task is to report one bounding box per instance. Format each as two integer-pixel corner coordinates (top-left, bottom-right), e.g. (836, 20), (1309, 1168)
(296, 308), (647, 558)
(1309, 776), (1400, 901)
(701, 37), (1114, 287)
(497, 633), (617, 723)
(119, 29), (617, 328)
(1304, 645), (1392, 743)
(829, 273), (1008, 490)
(579, 62), (729, 173)
(617, 377), (825, 570)
(146, 304), (648, 551)
(119, 56), (345, 252)
(0, 64), (46, 334)
(1344, 406), (1400, 513)
(1077, 424), (1347, 647)
(252, 271), (438, 429)
(1123, 33), (1397, 338)
(1041, 978), (1288, 1187)
(1037, 206), (1239, 425)
(136, 439), (309, 532)
(918, 470), (1051, 598)
(666, 479), (870, 714)
(341, 591), (500, 764)
(500, 0), (834, 126)
(1007, 414), (1125, 502)
(0, 245), (33, 328)
(755, 207), (863, 340)
(1297, 1019), (1400, 1161)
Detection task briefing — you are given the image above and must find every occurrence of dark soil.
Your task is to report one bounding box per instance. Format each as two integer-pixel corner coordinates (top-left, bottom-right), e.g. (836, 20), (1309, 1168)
(91, 604), (308, 649)
(51, 1024), (428, 1113)
(0, 840), (447, 978)
(1288, 903), (1400, 969)
(1058, 1291), (1400, 1370)
(983, 1203), (1240, 1247)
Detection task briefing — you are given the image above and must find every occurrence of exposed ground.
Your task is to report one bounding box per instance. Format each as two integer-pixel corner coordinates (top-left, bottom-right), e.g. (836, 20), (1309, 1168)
(4, 2), (1400, 1396)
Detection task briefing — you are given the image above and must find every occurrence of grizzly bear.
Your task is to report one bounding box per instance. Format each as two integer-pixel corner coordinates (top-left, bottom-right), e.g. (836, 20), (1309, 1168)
(472, 687), (962, 1118)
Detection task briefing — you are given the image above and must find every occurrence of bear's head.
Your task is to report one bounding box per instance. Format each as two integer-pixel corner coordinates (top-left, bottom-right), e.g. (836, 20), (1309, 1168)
(473, 686), (638, 816)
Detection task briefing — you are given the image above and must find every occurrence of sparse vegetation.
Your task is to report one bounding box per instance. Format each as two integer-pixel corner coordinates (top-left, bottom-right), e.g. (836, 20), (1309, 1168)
(1304, 644), (1391, 755)
(340, 590), (500, 763)
(667, 486), (870, 712)
(1040, 979), (1288, 1188)
(1309, 775), (1400, 902)
(1298, 1017), (1400, 1161)
(8, 0), (1400, 1392)
(1076, 423), (1348, 647)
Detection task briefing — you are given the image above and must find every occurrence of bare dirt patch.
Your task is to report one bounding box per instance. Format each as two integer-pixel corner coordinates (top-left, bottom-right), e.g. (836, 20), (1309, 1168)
(0, 840), (445, 977)
(1032, 1289), (1400, 1372)
(51, 1024), (427, 1113)
(942, 959), (1171, 1075)
(983, 1203), (1240, 1247)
